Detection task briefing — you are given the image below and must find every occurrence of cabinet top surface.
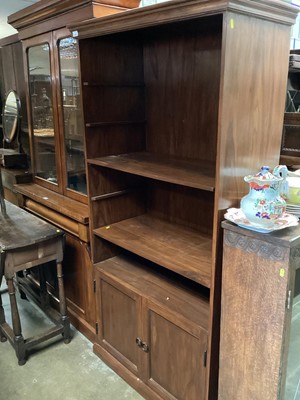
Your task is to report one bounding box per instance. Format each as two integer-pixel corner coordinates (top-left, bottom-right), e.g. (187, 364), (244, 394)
(222, 220), (300, 248)
(69, 0), (298, 39)
(0, 200), (63, 251)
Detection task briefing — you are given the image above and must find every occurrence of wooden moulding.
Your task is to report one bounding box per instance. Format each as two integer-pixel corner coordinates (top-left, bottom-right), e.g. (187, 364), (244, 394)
(8, 0), (140, 27)
(0, 34), (20, 47)
(222, 220), (300, 249)
(99, 0), (141, 7)
(68, 0), (298, 39)
(8, 0), (141, 40)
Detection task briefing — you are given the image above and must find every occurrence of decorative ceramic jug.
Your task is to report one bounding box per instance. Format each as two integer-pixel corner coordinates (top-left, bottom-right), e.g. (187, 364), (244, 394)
(240, 165), (288, 227)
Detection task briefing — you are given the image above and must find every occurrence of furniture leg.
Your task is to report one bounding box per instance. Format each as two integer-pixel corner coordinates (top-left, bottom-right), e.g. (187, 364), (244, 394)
(16, 271), (27, 300)
(56, 261), (71, 343)
(39, 265), (49, 308)
(0, 172), (7, 217)
(0, 259), (7, 342)
(7, 277), (26, 365)
(1, 203), (69, 365)
(0, 287), (7, 342)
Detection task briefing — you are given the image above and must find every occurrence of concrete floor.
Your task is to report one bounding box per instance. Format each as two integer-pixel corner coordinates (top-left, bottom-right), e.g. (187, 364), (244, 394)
(0, 282), (143, 400)
(1, 281), (299, 400)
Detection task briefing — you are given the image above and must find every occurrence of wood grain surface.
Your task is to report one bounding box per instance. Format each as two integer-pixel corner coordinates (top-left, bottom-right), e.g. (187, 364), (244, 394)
(219, 229), (291, 400)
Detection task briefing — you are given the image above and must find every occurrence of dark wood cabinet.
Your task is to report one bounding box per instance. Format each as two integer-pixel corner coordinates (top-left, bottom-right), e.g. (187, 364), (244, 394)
(0, 34), (30, 158)
(280, 50), (300, 169)
(70, 0), (298, 398)
(0, 34), (27, 125)
(63, 233), (96, 327)
(95, 256), (208, 400)
(97, 266), (140, 375)
(143, 303), (207, 400)
(6, 0), (141, 342)
(21, 27), (87, 200)
(219, 221), (300, 400)
(0, 168), (32, 205)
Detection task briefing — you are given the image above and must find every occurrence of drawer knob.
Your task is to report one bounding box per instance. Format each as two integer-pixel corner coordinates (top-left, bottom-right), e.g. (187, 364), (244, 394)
(141, 342), (149, 353)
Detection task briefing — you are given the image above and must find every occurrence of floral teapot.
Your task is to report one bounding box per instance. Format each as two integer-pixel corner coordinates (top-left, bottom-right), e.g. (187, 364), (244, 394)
(240, 165), (288, 227)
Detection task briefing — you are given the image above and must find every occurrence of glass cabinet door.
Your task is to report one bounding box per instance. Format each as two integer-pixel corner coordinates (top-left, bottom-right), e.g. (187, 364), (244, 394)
(25, 30), (87, 202)
(28, 43), (57, 183)
(58, 37), (86, 194)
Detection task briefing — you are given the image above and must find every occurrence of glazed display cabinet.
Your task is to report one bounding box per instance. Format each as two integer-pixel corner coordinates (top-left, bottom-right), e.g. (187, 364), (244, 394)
(18, 29), (86, 198)
(69, 0), (298, 398)
(7, 0), (141, 341)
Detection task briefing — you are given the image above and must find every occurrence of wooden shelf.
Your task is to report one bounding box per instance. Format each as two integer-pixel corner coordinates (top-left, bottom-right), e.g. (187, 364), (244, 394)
(288, 68), (300, 73)
(280, 154), (300, 168)
(83, 81), (144, 87)
(95, 254), (210, 330)
(93, 214), (212, 287)
(88, 152), (215, 191)
(86, 121), (145, 128)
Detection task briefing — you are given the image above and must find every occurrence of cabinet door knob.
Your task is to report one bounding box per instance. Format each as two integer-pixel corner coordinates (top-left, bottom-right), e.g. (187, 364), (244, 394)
(141, 342), (149, 353)
(136, 337), (149, 352)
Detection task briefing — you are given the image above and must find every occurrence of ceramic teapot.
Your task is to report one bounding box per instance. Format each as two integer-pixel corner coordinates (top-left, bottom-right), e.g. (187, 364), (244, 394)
(240, 165), (288, 227)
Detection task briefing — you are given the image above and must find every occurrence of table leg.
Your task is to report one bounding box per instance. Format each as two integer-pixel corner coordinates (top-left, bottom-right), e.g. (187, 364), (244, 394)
(16, 271), (28, 300)
(0, 286), (7, 342)
(56, 261), (71, 344)
(39, 266), (49, 308)
(0, 256), (6, 342)
(7, 278), (26, 365)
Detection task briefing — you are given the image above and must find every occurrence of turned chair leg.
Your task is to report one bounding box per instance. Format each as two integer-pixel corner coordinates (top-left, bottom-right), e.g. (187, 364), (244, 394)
(16, 271), (27, 300)
(56, 262), (71, 344)
(0, 287), (7, 343)
(39, 266), (49, 309)
(7, 278), (26, 365)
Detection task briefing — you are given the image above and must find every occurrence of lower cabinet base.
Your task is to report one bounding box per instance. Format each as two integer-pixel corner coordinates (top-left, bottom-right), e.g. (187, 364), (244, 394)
(93, 256), (209, 400)
(93, 342), (162, 400)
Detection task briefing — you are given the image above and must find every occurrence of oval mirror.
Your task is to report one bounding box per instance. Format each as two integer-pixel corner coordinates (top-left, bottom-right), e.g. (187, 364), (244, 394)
(2, 90), (21, 143)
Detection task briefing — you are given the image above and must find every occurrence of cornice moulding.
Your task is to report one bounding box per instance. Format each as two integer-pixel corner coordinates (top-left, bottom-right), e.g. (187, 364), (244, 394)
(8, 0), (136, 31)
(68, 0), (299, 40)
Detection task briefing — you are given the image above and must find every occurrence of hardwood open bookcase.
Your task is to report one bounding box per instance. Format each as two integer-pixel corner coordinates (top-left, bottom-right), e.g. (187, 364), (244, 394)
(70, 1), (298, 399)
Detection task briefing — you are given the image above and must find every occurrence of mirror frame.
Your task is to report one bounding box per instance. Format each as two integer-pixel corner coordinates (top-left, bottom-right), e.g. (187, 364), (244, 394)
(2, 89), (21, 144)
